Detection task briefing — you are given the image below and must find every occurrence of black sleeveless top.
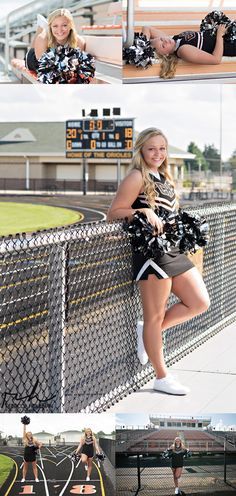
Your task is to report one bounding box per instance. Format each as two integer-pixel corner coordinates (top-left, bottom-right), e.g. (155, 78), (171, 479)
(173, 30), (236, 57)
(132, 171), (177, 216)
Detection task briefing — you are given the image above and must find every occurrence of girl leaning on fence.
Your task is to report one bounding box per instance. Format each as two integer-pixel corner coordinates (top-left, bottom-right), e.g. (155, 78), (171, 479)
(21, 423), (42, 483)
(75, 428), (101, 481)
(162, 437), (191, 495)
(107, 127), (210, 396)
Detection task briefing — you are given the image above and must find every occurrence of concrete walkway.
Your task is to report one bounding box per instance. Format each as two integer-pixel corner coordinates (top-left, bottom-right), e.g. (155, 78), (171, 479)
(110, 322), (236, 414)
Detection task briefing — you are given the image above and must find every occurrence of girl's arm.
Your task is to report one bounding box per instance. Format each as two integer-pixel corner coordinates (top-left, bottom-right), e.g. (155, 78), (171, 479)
(23, 425), (26, 442)
(34, 31), (48, 59)
(34, 438), (42, 449)
(177, 24), (227, 65)
(93, 436), (100, 454)
(107, 169), (164, 232)
(75, 437), (84, 454)
(141, 26), (168, 39)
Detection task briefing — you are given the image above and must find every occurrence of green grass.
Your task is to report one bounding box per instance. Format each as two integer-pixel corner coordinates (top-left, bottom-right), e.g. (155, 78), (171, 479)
(0, 454), (14, 488)
(0, 202), (83, 236)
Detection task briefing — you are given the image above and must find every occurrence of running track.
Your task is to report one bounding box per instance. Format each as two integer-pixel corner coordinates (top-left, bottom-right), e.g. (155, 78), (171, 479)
(0, 445), (108, 496)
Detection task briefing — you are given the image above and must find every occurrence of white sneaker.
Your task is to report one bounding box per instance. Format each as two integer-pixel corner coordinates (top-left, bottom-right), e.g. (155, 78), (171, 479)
(86, 476), (90, 481)
(136, 320), (148, 365)
(175, 489), (179, 495)
(21, 478), (25, 482)
(37, 14), (48, 30)
(35, 478), (39, 482)
(153, 374), (190, 395)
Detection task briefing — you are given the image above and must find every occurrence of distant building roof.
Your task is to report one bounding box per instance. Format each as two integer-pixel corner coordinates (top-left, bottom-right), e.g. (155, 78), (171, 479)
(0, 122), (195, 160)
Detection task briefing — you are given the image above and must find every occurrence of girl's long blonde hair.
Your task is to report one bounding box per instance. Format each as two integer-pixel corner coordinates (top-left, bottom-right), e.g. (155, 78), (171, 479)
(171, 436), (186, 450)
(23, 431), (37, 446)
(47, 9), (78, 48)
(158, 53), (179, 79)
(129, 127), (175, 210)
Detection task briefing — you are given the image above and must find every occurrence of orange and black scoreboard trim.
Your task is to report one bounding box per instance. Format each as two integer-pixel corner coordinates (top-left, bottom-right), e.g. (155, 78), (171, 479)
(66, 118), (134, 159)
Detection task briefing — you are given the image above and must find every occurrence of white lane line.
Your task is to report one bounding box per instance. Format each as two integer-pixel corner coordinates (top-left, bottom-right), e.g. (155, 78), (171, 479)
(78, 206), (106, 221)
(39, 449), (44, 469)
(58, 459), (74, 496)
(76, 458), (82, 469)
(36, 464), (50, 496)
(57, 456), (69, 467)
(45, 446), (56, 456)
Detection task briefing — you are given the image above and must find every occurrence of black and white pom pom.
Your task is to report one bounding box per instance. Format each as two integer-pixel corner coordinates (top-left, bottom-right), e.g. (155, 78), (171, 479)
(21, 415), (30, 425)
(176, 210), (209, 254)
(37, 45), (95, 84)
(123, 32), (156, 68)
(200, 10), (236, 42)
(123, 209), (209, 259)
(123, 210), (179, 259)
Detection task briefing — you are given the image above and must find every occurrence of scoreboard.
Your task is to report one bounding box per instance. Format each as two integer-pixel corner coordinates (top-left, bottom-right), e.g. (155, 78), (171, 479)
(66, 118), (134, 159)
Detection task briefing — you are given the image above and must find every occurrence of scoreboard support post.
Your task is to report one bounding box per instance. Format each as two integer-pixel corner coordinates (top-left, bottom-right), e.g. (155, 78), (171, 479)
(117, 159), (121, 187)
(83, 158), (88, 195)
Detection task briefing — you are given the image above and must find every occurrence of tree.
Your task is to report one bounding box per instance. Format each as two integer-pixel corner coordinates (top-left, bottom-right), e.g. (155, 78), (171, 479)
(185, 142), (208, 172)
(228, 149), (236, 169)
(203, 144), (221, 172)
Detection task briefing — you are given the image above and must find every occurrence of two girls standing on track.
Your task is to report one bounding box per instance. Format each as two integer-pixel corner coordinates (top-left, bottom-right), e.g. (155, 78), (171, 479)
(21, 424), (42, 482)
(76, 428), (101, 481)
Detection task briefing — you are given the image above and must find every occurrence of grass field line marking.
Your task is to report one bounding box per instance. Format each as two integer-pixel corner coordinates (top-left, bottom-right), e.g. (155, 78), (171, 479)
(93, 461), (106, 496)
(58, 459), (74, 496)
(36, 464), (49, 496)
(3, 456), (18, 496)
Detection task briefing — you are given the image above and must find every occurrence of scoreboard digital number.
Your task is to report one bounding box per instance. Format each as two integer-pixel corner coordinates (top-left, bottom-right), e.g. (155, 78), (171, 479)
(66, 119), (134, 159)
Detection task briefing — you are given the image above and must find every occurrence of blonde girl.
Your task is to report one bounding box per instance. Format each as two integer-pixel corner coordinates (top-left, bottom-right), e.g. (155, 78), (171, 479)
(107, 128), (210, 395)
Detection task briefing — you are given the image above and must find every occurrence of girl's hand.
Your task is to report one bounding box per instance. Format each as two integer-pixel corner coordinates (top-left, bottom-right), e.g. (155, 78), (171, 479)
(217, 24), (228, 37)
(142, 208), (164, 234)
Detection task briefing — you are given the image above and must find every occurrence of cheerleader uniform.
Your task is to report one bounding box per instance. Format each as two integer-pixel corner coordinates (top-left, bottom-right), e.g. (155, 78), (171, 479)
(167, 447), (189, 468)
(131, 171), (194, 281)
(24, 441), (38, 462)
(81, 435), (94, 458)
(25, 48), (39, 71)
(173, 31), (236, 57)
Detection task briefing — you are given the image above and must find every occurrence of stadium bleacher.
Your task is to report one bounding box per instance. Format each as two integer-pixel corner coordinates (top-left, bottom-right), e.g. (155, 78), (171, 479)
(123, 0), (236, 82)
(0, 0), (122, 84)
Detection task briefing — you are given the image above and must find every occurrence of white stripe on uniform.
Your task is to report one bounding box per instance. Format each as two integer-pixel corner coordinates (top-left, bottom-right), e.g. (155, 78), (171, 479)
(135, 259), (169, 281)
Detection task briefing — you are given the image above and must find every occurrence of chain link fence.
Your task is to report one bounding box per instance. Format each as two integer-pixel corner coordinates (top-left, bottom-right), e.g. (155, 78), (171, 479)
(1, 203), (236, 413)
(116, 450), (236, 496)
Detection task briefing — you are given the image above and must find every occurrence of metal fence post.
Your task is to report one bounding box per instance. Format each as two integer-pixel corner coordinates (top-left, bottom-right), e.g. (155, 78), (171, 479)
(48, 243), (67, 412)
(224, 438), (227, 483)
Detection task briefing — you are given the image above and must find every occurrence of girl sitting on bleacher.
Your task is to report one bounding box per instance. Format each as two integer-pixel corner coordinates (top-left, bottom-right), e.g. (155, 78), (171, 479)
(25, 8), (85, 72)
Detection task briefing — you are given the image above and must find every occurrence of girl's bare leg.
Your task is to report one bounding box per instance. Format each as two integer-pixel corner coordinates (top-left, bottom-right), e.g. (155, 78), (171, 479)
(32, 461), (38, 479)
(138, 275), (172, 379)
(87, 457), (93, 477)
(162, 267), (210, 331)
(22, 461), (28, 479)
